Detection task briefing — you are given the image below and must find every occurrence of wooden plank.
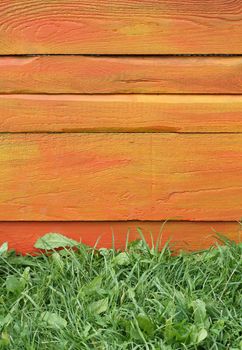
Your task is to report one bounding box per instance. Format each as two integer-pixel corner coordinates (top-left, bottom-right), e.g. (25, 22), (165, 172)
(0, 134), (241, 221)
(1, 94), (242, 133)
(0, 1), (241, 54)
(0, 221), (240, 254)
(1, 56), (242, 94)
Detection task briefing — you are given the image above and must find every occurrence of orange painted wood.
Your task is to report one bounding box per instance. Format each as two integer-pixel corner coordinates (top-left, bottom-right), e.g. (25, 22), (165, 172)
(1, 56), (242, 94)
(0, 1), (241, 54)
(0, 134), (241, 221)
(0, 221), (241, 254)
(1, 94), (242, 133)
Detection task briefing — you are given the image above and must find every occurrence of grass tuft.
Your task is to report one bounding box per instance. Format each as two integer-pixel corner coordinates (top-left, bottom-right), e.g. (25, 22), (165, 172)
(0, 236), (241, 349)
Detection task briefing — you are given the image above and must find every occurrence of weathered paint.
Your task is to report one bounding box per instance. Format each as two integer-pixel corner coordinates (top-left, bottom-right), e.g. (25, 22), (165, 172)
(0, 221), (240, 254)
(1, 94), (242, 133)
(0, 2), (241, 254)
(0, 1), (241, 54)
(1, 56), (242, 94)
(0, 134), (241, 221)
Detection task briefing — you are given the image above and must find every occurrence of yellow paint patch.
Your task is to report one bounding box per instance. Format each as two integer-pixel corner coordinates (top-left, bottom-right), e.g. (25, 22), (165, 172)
(0, 141), (39, 161)
(119, 23), (154, 36)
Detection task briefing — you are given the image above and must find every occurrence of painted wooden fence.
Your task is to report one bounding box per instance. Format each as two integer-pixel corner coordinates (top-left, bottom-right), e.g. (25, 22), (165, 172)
(0, 0), (241, 253)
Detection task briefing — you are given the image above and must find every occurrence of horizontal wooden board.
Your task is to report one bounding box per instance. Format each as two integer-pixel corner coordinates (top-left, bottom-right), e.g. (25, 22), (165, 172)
(0, 221), (241, 254)
(1, 94), (242, 133)
(0, 1), (241, 54)
(1, 56), (242, 94)
(0, 134), (241, 221)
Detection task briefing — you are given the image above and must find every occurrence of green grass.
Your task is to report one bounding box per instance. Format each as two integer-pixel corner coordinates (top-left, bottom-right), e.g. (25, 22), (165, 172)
(0, 235), (241, 349)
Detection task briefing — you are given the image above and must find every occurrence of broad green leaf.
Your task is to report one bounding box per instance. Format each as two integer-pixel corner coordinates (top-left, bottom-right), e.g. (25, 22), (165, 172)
(6, 256), (37, 267)
(40, 312), (67, 329)
(98, 248), (110, 257)
(120, 319), (141, 341)
(5, 268), (29, 295)
(127, 288), (135, 299)
(196, 328), (208, 344)
(0, 314), (13, 328)
(164, 318), (175, 341)
(34, 233), (79, 249)
(191, 299), (208, 327)
(6, 276), (24, 294)
(211, 319), (225, 335)
(82, 276), (103, 295)
(136, 313), (155, 337)
(51, 252), (64, 271)
(20, 267), (30, 288)
(127, 239), (145, 252)
(129, 325), (142, 340)
(88, 298), (108, 315)
(113, 252), (130, 266)
(0, 242), (8, 256)
(0, 331), (10, 346)
(83, 324), (91, 337)
(164, 318), (192, 343)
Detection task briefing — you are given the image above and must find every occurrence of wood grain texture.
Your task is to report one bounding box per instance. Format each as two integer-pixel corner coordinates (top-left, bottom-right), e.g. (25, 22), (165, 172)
(0, 221), (240, 254)
(0, 1), (242, 54)
(0, 134), (241, 221)
(1, 56), (242, 94)
(1, 94), (242, 133)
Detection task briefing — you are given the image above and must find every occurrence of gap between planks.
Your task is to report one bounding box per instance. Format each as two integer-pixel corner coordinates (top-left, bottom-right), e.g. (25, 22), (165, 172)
(1, 54), (242, 57)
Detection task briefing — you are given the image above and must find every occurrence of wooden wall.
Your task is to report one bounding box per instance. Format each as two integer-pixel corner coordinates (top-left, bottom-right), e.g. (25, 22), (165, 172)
(0, 1), (241, 253)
